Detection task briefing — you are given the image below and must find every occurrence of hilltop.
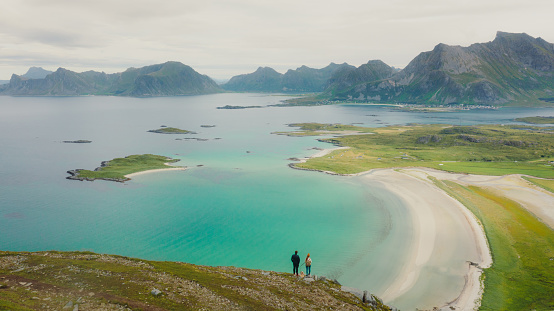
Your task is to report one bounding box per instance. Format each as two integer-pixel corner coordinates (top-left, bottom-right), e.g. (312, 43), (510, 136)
(0, 251), (391, 311)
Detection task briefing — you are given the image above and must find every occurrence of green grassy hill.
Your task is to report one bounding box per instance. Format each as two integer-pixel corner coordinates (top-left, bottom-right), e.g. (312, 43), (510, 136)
(0, 251), (390, 311)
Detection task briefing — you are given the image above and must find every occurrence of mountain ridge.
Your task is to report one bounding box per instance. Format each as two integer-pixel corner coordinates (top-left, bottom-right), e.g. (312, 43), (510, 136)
(2, 32), (553, 105)
(0, 61), (222, 97)
(222, 63), (354, 93)
(326, 31), (554, 106)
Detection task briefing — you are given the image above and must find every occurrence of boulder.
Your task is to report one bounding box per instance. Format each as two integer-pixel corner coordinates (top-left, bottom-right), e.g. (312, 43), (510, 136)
(151, 288), (162, 296)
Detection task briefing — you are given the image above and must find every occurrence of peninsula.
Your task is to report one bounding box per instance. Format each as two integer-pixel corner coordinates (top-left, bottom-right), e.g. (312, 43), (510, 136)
(66, 154), (184, 182)
(280, 123), (554, 178)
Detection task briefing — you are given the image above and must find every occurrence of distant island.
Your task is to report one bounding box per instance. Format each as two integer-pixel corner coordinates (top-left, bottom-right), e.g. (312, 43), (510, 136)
(148, 127), (196, 134)
(63, 140), (92, 143)
(66, 154), (183, 182)
(0, 61), (222, 97)
(216, 105), (263, 109)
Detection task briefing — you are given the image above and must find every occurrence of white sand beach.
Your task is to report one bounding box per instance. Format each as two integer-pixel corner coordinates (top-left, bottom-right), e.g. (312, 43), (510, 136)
(358, 168), (493, 310)
(353, 167), (554, 310)
(402, 168), (554, 229)
(124, 165), (186, 178)
(303, 147), (350, 161)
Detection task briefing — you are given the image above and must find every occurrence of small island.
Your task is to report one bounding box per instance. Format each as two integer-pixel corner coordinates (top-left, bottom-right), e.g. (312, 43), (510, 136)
(515, 116), (554, 124)
(148, 127), (196, 134)
(66, 154), (184, 182)
(63, 140), (92, 143)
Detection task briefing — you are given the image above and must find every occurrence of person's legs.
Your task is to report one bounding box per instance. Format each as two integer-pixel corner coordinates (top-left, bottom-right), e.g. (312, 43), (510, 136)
(293, 265), (299, 275)
(306, 265), (311, 275)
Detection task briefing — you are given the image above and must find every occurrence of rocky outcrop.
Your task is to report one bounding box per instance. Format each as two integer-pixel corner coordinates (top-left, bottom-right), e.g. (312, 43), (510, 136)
(66, 168), (128, 183)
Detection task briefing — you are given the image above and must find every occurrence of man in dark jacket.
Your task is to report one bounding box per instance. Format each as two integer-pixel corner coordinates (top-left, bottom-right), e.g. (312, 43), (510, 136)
(291, 250), (300, 276)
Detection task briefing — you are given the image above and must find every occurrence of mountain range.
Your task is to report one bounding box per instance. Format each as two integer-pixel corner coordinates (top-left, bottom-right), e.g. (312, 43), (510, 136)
(1, 32), (553, 105)
(221, 63), (354, 93)
(0, 62), (221, 96)
(323, 31), (554, 106)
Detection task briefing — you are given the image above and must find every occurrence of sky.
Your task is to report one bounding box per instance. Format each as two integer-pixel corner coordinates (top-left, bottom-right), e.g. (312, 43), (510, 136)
(1, 0), (553, 81)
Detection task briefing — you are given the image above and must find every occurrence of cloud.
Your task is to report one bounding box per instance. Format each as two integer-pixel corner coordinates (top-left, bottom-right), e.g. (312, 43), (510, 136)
(1, 0), (553, 79)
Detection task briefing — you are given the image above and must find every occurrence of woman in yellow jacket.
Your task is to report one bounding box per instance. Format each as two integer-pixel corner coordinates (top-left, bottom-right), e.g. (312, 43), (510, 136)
(305, 253), (312, 276)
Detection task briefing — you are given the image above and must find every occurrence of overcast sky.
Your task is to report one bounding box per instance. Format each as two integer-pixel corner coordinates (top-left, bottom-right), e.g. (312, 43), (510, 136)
(1, 0), (553, 81)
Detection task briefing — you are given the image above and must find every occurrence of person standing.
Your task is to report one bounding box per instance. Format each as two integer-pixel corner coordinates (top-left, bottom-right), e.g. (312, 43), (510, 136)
(305, 253), (312, 276)
(291, 250), (300, 276)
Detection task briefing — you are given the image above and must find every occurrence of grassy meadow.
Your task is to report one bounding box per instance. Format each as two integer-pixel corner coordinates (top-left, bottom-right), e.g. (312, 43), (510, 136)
(281, 123), (554, 178)
(0, 251), (385, 310)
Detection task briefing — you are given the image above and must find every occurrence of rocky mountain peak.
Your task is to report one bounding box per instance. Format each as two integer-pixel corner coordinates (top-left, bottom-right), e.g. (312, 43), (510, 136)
(22, 66), (53, 79)
(325, 32), (554, 106)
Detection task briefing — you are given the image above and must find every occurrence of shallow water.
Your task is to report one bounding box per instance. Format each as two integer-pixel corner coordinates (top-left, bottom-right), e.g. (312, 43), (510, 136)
(1, 94), (552, 309)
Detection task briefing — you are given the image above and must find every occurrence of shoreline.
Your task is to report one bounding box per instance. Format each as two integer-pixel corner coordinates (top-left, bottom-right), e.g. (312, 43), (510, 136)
(289, 147), (553, 309)
(292, 148), (495, 308)
(359, 168), (492, 310)
(124, 164), (187, 178)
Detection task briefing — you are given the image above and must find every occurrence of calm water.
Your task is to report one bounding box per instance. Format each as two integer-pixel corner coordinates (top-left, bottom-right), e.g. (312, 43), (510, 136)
(1, 94), (552, 308)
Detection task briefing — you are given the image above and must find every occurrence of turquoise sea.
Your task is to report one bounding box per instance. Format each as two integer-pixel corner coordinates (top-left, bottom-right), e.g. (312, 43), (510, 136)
(1, 94), (553, 309)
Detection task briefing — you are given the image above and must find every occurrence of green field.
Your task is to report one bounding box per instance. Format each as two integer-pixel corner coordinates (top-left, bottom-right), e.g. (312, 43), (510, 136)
(432, 180), (554, 310)
(284, 123), (554, 178)
(69, 154), (181, 181)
